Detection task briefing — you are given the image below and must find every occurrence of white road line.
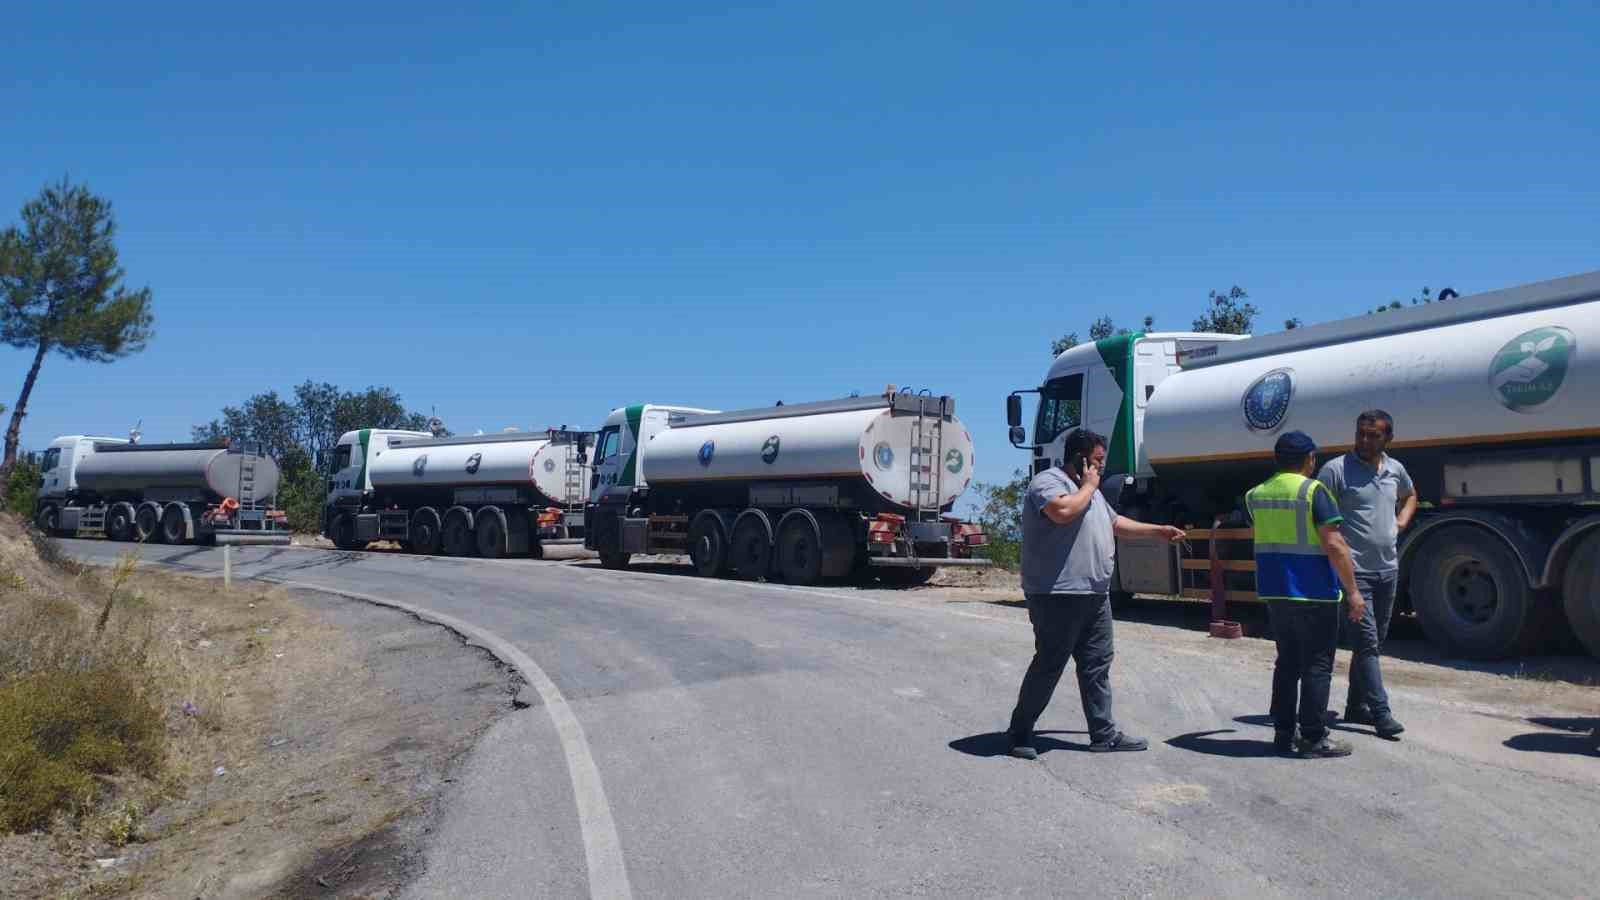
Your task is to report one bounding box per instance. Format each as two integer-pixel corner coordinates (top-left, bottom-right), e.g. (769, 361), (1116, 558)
(263, 578), (634, 900)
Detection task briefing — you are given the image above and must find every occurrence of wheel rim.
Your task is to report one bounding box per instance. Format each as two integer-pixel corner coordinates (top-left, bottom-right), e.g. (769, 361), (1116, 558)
(136, 509), (157, 539)
(783, 529), (815, 578)
(691, 523), (722, 573)
(733, 525), (766, 575)
(1444, 556), (1498, 625)
(415, 521), (437, 552)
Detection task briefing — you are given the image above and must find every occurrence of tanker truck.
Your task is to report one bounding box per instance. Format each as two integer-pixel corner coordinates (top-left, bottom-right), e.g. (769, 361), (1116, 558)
(583, 391), (989, 585)
(322, 426), (594, 558)
(1006, 270), (1600, 659)
(33, 434), (289, 544)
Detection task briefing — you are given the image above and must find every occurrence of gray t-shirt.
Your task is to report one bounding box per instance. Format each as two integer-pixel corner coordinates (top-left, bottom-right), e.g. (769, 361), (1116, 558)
(1317, 452), (1415, 574)
(1021, 467), (1117, 595)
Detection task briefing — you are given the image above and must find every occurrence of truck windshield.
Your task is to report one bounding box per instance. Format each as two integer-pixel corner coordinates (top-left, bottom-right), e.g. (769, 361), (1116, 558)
(41, 448), (61, 471)
(1035, 373), (1084, 446)
(333, 444), (352, 471)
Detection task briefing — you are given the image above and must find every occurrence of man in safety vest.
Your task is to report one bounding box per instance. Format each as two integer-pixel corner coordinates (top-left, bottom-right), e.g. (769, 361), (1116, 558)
(1247, 431), (1366, 758)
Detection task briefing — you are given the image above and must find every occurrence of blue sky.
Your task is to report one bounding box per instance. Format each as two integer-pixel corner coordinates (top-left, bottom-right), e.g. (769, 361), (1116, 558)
(3, 2), (1596, 497)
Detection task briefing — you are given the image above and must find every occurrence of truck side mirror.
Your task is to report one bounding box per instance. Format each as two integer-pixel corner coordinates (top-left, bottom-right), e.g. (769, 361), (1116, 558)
(1006, 394), (1023, 427)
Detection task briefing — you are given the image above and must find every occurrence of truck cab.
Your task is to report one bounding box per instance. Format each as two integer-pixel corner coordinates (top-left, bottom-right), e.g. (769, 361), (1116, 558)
(324, 428), (436, 506)
(586, 404), (717, 505)
(1011, 333), (1248, 485)
(36, 435), (129, 502)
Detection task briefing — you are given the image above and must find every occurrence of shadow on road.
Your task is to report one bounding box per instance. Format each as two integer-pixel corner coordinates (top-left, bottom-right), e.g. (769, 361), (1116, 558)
(1165, 728), (1279, 758)
(1504, 717), (1600, 756)
(949, 730), (1090, 757)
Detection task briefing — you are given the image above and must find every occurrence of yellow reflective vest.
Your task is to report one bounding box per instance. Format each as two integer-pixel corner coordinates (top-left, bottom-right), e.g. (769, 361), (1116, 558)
(1246, 471), (1343, 603)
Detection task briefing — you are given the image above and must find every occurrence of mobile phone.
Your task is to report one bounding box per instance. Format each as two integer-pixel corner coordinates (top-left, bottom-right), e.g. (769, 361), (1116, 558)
(1068, 453), (1087, 481)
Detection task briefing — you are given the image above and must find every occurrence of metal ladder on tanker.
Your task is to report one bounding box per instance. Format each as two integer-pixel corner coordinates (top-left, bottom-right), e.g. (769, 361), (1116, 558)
(904, 390), (946, 525)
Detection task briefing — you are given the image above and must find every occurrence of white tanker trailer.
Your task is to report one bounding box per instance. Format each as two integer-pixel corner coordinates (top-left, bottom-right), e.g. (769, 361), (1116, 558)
(1007, 270), (1600, 659)
(322, 426), (594, 558)
(34, 434), (289, 545)
(583, 391), (989, 585)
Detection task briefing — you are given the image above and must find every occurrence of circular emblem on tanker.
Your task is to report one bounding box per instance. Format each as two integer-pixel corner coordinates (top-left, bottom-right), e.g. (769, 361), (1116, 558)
(698, 440), (715, 466)
(543, 459), (557, 473)
(412, 455), (428, 477)
(872, 441), (894, 471)
(761, 435), (781, 464)
(944, 448), (964, 473)
(464, 452), (482, 474)
(1241, 368), (1294, 433)
(1489, 326), (1575, 412)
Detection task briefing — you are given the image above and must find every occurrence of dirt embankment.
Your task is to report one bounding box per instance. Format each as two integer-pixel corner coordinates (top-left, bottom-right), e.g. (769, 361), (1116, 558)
(0, 519), (519, 899)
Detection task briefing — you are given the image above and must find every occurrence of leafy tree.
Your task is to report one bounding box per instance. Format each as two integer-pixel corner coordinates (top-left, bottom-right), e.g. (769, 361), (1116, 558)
(1284, 317), (1303, 330)
(5, 456), (40, 517)
(1192, 286), (1256, 334)
(1088, 316), (1117, 341)
(971, 468), (1030, 570)
(1049, 332), (1079, 357)
(1143, 314), (1155, 331)
(0, 179), (154, 468)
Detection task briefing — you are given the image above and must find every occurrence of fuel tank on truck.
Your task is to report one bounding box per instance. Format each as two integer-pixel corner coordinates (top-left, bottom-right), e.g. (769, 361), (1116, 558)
(369, 431), (584, 506)
(643, 394), (976, 511)
(76, 443), (281, 500)
(1143, 271), (1600, 501)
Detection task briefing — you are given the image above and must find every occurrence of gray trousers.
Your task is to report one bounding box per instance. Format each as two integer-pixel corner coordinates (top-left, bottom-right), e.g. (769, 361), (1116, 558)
(1343, 570), (1398, 716)
(1007, 592), (1117, 744)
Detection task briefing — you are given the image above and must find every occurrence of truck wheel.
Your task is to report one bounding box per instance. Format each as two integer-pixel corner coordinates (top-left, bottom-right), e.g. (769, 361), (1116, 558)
(729, 517), (772, 580)
(331, 515), (365, 551)
(599, 549), (631, 569)
(1411, 526), (1550, 658)
(1561, 532), (1600, 659)
(160, 506), (188, 545)
(134, 505), (159, 542)
(776, 517), (823, 585)
(476, 514), (507, 559)
(441, 514), (475, 557)
(878, 566), (937, 587)
(35, 504), (60, 536)
(688, 514), (728, 578)
(409, 510), (442, 555)
(107, 504), (136, 542)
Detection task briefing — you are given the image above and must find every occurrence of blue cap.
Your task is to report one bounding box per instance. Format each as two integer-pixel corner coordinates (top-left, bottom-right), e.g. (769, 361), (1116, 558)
(1274, 430), (1317, 455)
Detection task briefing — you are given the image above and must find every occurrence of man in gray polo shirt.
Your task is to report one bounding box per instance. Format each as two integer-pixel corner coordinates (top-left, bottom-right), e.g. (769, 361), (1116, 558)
(1006, 428), (1186, 759)
(1318, 409), (1417, 738)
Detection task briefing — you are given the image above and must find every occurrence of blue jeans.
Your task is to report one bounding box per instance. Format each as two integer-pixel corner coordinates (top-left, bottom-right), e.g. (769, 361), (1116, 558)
(1343, 570), (1397, 716)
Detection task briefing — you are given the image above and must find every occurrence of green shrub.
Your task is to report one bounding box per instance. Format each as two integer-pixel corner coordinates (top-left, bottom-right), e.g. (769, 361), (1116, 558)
(0, 669), (165, 833)
(5, 459), (41, 518)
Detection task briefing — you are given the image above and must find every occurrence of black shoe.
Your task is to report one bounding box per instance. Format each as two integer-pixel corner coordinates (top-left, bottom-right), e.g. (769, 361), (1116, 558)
(1294, 736), (1353, 758)
(1090, 732), (1149, 753)
(1274, 731), (1296, 755)
(1372, 713), (1405, 738)
(1008, 743), (1039, 760)
(1344, 706), (1374, 726)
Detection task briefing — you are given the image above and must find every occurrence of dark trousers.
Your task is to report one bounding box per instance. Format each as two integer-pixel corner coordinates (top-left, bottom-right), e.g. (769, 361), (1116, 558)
(1268, 599), (1340, 743)
(1007, 593), (1117, 745)
(1343, 570), (1397, 716)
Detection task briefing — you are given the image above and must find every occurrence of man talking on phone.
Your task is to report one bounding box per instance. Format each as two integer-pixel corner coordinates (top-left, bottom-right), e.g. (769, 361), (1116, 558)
(1007, 428), (1186, 759)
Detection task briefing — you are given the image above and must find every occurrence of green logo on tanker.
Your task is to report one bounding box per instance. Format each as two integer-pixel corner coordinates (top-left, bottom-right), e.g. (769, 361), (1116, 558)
(944, 448), (964, 473)
(1489, 326), (1575, 411)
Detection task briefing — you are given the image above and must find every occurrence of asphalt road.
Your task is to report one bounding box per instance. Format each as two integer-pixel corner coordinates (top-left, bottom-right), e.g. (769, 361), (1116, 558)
(63, 539), (1600, 899)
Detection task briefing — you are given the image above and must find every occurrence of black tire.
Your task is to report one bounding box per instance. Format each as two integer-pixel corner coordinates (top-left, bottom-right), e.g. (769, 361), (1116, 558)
(35, 504), (60, 536)
(599, 549), (631, 570)
(528, 540), (544, 561)
(1561, 532), (1600, 659)
(776, 517), (823, 585)
(134, 505), (159, 542)
(1411, 525), (1551, 658)
(106, 504), (136, 542)
(729, 516), (771, 581)
(688, 514), (728, 578)
(877, 566), (937, 587)
(476, 513), (507, 559)
(331, 515), (365, 552)
(160, 506), (188, 545)
(410, 510), (442, 555)
(441, 514), (475, 557)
